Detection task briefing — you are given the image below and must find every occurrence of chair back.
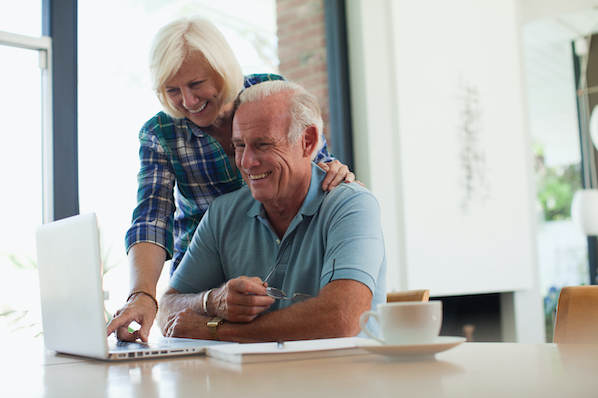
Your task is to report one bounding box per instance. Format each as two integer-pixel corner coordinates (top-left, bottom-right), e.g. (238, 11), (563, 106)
(387, 289), (430, 303)
(553, 286), (598, 343)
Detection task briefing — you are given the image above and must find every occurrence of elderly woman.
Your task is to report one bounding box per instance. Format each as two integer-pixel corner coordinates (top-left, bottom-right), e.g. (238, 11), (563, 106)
(107, 16), (355, 342)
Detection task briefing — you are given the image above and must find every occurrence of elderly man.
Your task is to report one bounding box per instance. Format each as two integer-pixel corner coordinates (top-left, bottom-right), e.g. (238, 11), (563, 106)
(157, 81), (386, 342)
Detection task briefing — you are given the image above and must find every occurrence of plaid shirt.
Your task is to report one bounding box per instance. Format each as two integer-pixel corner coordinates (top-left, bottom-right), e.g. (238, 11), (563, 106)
(125, 74), (335, 273)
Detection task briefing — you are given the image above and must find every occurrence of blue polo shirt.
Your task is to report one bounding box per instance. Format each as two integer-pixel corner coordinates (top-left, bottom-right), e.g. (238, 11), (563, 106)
(170, 163), (387, 336)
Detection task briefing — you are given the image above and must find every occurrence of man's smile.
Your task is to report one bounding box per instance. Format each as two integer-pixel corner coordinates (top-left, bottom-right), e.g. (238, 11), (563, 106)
(249, 172), (271, 180)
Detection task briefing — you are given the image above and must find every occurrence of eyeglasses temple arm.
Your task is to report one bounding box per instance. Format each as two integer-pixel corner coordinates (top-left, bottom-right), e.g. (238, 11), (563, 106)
(263, 241), (290, 283)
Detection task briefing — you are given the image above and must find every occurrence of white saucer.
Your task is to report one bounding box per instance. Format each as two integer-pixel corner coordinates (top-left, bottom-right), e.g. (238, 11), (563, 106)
(357, 336), (466, 360)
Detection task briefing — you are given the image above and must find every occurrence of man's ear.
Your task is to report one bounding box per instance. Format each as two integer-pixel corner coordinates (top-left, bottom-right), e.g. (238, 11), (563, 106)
(302, 125), (319, 158)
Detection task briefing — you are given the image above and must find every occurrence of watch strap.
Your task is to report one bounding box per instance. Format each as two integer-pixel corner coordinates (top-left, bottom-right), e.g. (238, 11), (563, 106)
(207, 317), (225, 341)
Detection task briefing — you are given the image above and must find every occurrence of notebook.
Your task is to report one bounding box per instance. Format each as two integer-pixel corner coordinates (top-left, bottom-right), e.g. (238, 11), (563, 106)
(35, 212), (229, 361)
(205, 337), (369, 364)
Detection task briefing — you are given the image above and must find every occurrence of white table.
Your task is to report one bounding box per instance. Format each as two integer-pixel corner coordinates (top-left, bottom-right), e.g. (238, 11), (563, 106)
(2, 339), (597, 398)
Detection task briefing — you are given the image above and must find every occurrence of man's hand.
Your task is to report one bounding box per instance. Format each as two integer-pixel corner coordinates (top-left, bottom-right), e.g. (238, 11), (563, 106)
(106, 293), (157, 342)
(162, 309), (209, 339)
(210, 276), (275, 322)
(318, 160), (362, 191)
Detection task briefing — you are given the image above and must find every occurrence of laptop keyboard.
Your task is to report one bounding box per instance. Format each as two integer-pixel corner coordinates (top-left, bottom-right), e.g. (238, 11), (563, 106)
(112, 340), (160, 351)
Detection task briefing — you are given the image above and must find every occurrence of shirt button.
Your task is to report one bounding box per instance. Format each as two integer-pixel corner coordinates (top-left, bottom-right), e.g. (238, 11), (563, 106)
(276, 239), (281, 245)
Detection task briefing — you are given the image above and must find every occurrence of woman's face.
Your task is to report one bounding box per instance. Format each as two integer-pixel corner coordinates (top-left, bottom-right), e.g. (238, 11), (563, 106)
(164, 52), (226, 127)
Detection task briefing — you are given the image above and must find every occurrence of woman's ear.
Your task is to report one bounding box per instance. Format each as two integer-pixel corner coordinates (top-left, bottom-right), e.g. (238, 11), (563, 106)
(302, 125), (319, 158)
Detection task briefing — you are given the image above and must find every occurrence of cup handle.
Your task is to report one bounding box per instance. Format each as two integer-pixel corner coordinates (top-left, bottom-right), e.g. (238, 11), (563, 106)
(359, 310), (384, 344)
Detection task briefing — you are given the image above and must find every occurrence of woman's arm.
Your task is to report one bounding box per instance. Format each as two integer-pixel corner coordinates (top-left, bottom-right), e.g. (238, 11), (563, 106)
(106, 242), (167, 342)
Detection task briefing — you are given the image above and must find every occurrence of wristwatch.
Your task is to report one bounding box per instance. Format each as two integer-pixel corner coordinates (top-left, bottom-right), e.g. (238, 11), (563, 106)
(207, 317), (225, 341)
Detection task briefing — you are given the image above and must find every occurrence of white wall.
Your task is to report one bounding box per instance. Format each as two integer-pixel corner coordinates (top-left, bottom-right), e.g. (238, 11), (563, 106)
(345, 0), (404, 296)
(346, 0), (546, 342)
(519, 0), (598, 23)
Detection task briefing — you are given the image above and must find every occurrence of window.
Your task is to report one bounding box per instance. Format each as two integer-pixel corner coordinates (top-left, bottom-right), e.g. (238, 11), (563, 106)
(0, 40), (45, 339)
(0, 0), (41, 37)
(522, 9), (596, 341)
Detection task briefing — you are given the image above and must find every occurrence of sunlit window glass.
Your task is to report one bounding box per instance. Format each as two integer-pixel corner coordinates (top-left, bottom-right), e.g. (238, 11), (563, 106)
(0, 45), (43, 339)
(523, 15), (591, 341)
(0, 0), (42, 37)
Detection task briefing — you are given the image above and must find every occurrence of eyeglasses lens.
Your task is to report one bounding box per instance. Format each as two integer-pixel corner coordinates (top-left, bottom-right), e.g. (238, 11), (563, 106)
(291, 294), (311, 303)
(266, 287), (286, 299)
(267, 288), (312, 302)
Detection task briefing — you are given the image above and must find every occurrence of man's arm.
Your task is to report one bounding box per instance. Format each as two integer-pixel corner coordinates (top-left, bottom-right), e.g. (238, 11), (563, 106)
(106, 242), (166, 341)
(158, 276), (276, 328)
(159, 279), (372, 342)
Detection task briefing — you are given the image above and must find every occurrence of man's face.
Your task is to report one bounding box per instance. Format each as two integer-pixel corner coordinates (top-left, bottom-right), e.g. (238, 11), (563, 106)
(232, 95), (311, 209)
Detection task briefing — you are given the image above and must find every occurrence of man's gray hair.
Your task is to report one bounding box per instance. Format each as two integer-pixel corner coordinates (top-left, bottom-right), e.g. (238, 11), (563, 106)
(237, 81), (324, 159)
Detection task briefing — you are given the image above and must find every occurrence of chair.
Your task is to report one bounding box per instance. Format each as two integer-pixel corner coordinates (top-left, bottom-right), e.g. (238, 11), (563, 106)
(387, 289), (430, 303)
(553, 286), (598, 343)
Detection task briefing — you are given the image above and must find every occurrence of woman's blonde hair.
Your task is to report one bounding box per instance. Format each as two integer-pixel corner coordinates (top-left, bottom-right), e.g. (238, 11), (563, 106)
(149, 16), (244, 119)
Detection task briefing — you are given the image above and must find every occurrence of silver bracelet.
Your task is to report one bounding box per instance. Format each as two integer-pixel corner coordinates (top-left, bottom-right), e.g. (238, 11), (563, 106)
(202, 288), (214, 317)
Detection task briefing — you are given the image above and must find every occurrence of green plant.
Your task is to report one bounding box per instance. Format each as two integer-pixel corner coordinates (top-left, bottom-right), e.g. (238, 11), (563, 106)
(534, 143), (583, 221)
(0, 230), (123, 337)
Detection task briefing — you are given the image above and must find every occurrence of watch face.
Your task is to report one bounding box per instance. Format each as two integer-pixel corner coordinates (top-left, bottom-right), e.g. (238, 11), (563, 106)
(208, 317), (224, 341)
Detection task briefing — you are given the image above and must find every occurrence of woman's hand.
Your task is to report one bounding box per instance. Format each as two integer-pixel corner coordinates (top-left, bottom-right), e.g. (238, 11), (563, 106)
(107, 293), (158, 342)
(318, 160), (363, 191)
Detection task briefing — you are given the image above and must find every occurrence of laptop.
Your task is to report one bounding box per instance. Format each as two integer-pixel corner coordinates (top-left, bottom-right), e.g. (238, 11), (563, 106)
(35, 212), (229, 361)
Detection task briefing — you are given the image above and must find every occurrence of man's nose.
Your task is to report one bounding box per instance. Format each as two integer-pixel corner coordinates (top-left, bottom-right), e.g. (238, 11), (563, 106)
(240, 147), (260, 169)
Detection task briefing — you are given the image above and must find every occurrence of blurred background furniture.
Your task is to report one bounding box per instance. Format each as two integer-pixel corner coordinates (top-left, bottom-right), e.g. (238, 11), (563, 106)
(387, 289), (430, 303)
(553, 286), (598, 343)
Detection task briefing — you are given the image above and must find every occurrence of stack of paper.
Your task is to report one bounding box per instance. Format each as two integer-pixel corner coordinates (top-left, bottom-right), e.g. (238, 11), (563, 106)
(205, 337), (369, 364)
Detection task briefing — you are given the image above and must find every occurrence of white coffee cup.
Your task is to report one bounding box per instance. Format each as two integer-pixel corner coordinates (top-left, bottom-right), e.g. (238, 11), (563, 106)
(359, 301), (442, 345)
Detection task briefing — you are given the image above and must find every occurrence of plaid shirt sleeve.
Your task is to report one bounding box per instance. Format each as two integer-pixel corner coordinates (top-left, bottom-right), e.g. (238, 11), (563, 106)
(125, 113), (178, 259)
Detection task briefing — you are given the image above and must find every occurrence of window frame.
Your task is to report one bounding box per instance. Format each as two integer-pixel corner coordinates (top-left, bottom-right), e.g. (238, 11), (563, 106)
(0, 30), (54, 222)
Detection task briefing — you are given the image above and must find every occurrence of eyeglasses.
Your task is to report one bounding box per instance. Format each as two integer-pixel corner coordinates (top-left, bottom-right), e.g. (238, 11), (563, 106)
(263, 241), (313, 303)
(263, 241), (289, 285)
(263, 250), (337, 304)
(266, 288), (312, 303)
